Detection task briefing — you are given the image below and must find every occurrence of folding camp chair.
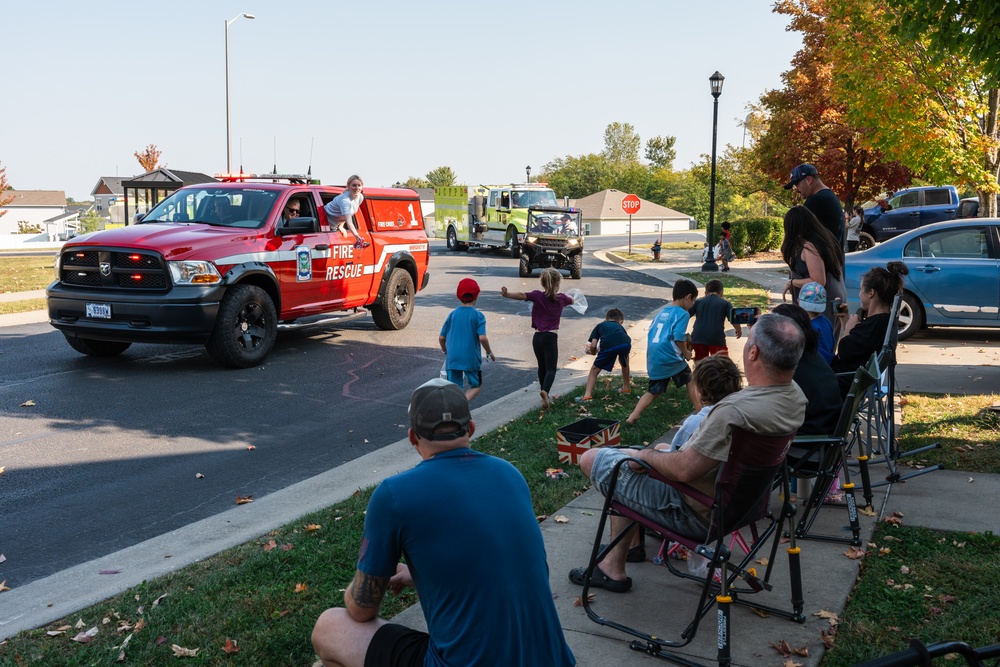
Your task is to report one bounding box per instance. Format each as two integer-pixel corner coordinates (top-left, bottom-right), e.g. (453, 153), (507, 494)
(852, 293), (942, 506)
(579, 428), (803, 667)
(786, 355), (878, 546)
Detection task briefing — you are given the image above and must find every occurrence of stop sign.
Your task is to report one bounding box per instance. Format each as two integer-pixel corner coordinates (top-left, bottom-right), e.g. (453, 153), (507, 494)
(621, 194), (641, 215)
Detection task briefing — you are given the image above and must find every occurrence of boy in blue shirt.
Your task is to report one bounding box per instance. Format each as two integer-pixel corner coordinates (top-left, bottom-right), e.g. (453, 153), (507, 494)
(439, 278), (495, 402)
(576, 308), (632, 402)
(799, 281), (835, 364)
(626, 279), (698, 425)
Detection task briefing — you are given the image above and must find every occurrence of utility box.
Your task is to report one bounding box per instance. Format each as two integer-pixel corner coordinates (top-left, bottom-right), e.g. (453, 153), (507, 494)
(556, 418), (621, 465)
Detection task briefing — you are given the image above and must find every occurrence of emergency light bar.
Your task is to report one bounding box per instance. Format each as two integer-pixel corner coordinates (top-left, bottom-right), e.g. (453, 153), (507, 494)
(215, 172), (319, 184)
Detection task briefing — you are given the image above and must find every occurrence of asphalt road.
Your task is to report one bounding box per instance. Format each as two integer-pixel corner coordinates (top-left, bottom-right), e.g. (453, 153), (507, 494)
(0, 236), (680, 588)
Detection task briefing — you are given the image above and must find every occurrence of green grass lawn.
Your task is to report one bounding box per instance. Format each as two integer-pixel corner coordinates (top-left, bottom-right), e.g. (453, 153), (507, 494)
(0, 375), (691, 666)
(677, 271), (771, 312)
(0, 256), (54, 293)
(897, 393), (1000, 473)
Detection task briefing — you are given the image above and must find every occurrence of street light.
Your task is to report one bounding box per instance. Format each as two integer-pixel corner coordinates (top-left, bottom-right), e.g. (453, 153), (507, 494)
(225, 12), (256, 174)
(526, 165), (531, 183)
(702, 70), (725, 272)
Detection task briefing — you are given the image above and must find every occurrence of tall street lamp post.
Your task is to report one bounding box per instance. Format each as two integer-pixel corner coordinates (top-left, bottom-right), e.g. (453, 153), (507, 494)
(526, 165), (531, 183)
(225, 12), (256, 174)
(702, 70), (725, 272)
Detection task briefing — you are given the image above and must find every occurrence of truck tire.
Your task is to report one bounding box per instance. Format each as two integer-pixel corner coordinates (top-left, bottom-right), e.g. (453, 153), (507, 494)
(371, 269), (415, 330)
(519, 254), (532, 277)
(65, 336), (132, 357)
(206, 284), (277, 368)
(569, 254), (583, 279)
(446, 226), (458, 251)
(897, 292), (923, 341)
(507, 227), (520, 258)
(856, 231), (876, 251)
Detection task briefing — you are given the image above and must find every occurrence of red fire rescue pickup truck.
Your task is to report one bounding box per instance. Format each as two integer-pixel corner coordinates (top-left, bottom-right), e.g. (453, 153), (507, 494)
(46, 175), (430, 368)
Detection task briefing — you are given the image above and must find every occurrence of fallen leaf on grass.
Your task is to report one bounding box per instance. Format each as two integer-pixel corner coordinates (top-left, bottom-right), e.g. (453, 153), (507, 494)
(883, 535), (903, 542)
(573, 593), (596, 606)
(820, 628), (837, 649)
(295, 583), (308, 593)
(900, 565), (911, 575)
(263, 539), (277, 551)
(236, 495), (254, 505)
(171, 644), (200, 658)
(281, 543), (293, 551)
(20, 400), (36, 407)
(75, 619), (85, 628)
(46, 630), (65, 636)
(152, 593), (170, 607)
(222, 637), (240, 654)
(553, 515), (570, 523)
(72, 627), (99, 643)
(536, 514), (549, 522)
(134, 618), (146, 632)
(304, 524), (322, 532)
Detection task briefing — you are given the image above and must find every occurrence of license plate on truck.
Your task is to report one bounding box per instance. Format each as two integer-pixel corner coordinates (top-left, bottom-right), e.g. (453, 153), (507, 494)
(86, 303), (111, 319)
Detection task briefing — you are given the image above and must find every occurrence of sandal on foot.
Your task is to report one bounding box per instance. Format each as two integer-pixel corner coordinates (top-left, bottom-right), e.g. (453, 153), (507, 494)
(539, 390), (550, 410)
(569, 566), (632, 592)
(599, 543), (646, 563)
(574, 395), (593, 403)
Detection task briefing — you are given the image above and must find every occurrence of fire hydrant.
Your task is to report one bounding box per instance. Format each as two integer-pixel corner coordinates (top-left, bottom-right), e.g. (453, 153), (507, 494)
(651, 239), (662, 261)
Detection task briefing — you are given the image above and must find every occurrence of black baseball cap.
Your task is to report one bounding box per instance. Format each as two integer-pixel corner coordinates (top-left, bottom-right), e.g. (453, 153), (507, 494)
(408, 379), (471, 441)
(783, 163), (818, 190)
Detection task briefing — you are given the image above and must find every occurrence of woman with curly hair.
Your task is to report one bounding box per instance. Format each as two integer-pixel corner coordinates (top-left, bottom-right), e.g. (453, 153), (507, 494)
(781, 205), (847, 334)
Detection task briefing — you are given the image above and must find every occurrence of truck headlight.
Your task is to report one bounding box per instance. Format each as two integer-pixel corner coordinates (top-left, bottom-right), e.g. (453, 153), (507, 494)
(567, 238), (580, 246)
(53, 251), (62, 280)
(525, 236), (538, 244)
(168, 260), (223, 285)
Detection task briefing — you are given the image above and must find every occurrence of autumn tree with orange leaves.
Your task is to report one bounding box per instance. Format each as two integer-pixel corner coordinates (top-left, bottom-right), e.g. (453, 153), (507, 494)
(0, 161), (14, 217)
(753, 0), (910, 209)
(134, 145), (162, 173)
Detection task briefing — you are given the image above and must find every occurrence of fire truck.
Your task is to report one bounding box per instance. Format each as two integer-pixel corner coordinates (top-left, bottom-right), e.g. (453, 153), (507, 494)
(46, 174), (430, 368)
(434, 184), (559, 257)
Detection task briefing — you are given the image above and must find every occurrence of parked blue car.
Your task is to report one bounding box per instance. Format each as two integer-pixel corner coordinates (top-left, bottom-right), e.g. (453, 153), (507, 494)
(859, 185), (959, 250)
(844, 218), (999, 340)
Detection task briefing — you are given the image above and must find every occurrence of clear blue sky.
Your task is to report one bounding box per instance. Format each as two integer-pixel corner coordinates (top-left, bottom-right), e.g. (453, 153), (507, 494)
(1, 1), (801, 200)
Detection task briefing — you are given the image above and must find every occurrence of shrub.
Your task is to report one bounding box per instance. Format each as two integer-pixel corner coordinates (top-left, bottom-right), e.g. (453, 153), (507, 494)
(728, 217), (782, 254)
(16, 221), (43, 235)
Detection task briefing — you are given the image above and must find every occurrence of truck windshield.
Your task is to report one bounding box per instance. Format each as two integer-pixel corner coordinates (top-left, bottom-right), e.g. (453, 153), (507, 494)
(141, 187), (279, 229)
(512, 190), (557, 208)
(528, 211), (581, 237)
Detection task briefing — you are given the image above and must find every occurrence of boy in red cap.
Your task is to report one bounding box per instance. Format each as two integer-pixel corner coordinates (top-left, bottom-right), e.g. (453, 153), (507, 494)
(439, 278), (495, 402)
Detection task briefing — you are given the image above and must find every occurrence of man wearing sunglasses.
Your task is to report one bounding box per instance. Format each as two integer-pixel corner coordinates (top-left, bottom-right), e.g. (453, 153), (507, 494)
(278, 200), (301, 229)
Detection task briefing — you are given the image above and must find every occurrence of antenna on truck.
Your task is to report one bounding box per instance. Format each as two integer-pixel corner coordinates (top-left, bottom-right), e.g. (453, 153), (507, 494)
(272, 136), (277, 174)
(307, 137), (314, 178)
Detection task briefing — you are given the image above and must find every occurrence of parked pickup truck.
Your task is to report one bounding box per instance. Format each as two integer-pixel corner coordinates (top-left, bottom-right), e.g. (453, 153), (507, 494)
(46, 174), (430, 368)
(858, 185), (959, 250)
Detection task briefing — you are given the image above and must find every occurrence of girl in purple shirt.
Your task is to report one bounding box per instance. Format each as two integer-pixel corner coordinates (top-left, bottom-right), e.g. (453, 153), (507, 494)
(501, 268), (574, 409)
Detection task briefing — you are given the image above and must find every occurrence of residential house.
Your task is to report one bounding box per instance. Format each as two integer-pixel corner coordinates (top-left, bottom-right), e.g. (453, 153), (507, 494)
(90, 176), (124, 218)
(0, 190), (71, 246)
(572, 189), (693, 236)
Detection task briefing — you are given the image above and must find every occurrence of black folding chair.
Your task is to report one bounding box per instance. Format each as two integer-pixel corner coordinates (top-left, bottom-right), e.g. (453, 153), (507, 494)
(853, 293), (943, 507)
(580, 428), (804, 667)
(786, 356), (878, 546)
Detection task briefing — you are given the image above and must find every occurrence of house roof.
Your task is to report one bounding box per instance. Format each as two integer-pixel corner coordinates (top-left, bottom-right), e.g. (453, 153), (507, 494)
(121, 168), (217, 187)
(573, 189), (690, 220)
(2, 190), (67, 207)
(91, 176), (125, 197)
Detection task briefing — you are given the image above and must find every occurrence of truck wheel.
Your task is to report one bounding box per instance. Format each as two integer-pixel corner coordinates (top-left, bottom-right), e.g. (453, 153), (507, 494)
(65, 336), (132, 357)
(507, 227), (520, 258)
(371, 269), (415, 330)
(897, 292), (923, 341)
(446, 226), (458, 251)
(569, 254), (583, 279)
(856, 231), (876, 251)
(519, 254), (532, 277)
(206, 284), (277, 368)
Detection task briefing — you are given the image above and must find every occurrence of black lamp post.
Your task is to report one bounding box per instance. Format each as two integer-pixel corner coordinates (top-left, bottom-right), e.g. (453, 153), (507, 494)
(702, 70), (725, 272)
(526, 165), (531, 183)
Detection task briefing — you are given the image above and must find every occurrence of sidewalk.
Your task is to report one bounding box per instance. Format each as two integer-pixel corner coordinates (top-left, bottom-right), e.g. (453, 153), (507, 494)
(395, 248), (1000, 666)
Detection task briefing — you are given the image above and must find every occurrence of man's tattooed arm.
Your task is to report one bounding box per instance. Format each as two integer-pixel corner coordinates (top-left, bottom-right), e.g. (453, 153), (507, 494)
(344, 570), (390, 621)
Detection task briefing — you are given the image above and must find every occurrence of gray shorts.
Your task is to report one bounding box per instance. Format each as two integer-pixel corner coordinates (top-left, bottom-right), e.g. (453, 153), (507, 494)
(591, 447), (709, 540)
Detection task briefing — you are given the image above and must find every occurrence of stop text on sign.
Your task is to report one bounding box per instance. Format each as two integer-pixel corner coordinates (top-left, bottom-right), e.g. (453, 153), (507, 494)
(621, 194), (641, 215)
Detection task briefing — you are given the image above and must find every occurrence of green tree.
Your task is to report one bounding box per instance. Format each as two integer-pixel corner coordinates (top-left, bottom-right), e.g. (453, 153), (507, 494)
(540, 154), (614, 199)
(79, 210), (104, 234)
(893, 0), (1000, 87)
(0, 161), (14, 217)
(398, 176), (430, 189)
(602, 122), (641, 163)
(644, 135), (677, 169)
(829, 0), (1000, 215)
(425, 166), (456, 188)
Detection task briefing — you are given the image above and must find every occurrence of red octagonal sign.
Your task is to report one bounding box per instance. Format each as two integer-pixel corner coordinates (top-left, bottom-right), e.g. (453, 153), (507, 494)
(621, 194), (641, 215)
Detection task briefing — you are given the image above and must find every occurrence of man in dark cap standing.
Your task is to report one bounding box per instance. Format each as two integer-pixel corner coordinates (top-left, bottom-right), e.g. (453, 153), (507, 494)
(312, 379), (575, 667)
(784, 163), (846, 255)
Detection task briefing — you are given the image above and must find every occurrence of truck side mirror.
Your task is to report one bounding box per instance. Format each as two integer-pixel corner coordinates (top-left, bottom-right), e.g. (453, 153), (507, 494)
(276, 216), (319, 235)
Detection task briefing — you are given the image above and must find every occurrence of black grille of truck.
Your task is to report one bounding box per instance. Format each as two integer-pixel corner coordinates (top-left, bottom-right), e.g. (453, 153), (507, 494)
(58, 249), (169, 290)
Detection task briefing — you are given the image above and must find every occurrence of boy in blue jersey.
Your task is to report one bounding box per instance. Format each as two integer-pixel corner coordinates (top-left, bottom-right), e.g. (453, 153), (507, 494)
(439, 278), (495, 402)
(312, 379), (575, 667)
(626, 279), (698, 425)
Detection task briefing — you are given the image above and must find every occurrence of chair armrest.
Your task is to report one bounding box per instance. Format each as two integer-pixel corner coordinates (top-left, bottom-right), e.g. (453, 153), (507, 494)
(609, 456), (715, 509)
